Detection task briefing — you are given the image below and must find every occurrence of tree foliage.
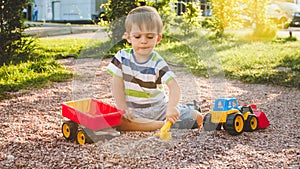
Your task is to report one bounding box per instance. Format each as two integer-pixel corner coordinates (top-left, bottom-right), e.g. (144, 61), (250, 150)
(179, 1), (201, 35)
(102, 0), (177, 43)
(0, 0), (33, 65)
(243, 0), (277, 38)
(209, 0), (276, 38)
(210, 0), (244, 37)
(102, 0), (141, 44)
(147, 0), (176, 34)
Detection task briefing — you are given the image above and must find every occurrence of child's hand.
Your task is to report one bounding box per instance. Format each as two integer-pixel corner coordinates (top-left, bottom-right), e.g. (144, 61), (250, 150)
(166, 106), (180, 124)
(123, 109), (135, 121)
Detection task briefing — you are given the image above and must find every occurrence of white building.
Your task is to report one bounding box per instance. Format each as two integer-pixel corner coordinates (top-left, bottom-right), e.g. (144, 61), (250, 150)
(32, 0), (107, 22)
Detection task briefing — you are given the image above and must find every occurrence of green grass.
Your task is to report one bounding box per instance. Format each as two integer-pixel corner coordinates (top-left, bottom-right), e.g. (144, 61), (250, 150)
(0, 38), (81, 99)
(0, 57), (72, 99)
(217, 39), (299, 87)
(1, 33), (299, 100)
(33, 37), (121, 59)
(215, 35), (299, 87)
(32, 38), (88, 59)
(0, 37), (111, 100)
(156, 33), (300, 88)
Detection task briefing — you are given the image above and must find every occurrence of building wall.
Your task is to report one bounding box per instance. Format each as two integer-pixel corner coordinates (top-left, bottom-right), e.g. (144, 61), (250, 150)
(33, 0), (97, 21)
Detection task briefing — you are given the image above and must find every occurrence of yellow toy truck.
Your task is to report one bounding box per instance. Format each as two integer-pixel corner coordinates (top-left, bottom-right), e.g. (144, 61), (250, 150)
(203, 97), (269, 135)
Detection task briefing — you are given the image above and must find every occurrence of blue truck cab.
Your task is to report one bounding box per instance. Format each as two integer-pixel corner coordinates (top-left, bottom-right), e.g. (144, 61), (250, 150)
(213, 97), (239, 111)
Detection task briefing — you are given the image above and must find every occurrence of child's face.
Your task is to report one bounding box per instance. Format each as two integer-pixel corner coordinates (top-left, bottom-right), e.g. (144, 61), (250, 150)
(126, 24), (162, 60)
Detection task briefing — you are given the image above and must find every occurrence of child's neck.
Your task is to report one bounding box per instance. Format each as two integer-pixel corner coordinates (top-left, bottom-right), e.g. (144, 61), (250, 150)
(133, 50), (153, 63)
(134, 55), (150, 63)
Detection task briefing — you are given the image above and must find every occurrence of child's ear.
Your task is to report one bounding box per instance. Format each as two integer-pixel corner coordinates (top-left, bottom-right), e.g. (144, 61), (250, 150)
(124, 32), (131, 44)
(156, 34), (162, 44)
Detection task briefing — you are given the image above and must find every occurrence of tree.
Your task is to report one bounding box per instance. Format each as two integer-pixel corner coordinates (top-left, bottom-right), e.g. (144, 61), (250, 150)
(102, 0), (177, 44)
(210, 0), (244, 37)
(179, 1), (201, 35)
(102, 0), (140, 44)
(209, 0), (276, 38)
(147, 0), (176, 34)
(0, 0), (31, 65)
(243, 0), (277, 38)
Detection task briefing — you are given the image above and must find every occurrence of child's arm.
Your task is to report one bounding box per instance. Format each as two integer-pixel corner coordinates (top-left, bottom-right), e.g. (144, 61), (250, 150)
(112, 76), (128, 110)
(111, 76), (135, 120)
(166, 78), (181, 124)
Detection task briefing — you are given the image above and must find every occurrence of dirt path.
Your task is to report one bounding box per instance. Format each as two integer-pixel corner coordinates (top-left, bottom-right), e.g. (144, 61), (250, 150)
(0, 58), (299, 168)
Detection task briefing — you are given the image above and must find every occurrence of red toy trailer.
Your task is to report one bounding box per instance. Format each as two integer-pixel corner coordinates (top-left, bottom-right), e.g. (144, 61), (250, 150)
(61, 99), (125, 145)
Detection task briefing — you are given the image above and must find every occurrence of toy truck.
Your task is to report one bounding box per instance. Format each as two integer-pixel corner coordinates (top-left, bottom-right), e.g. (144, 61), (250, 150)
(61, 99), (125, 145)
(203, 97), (269, 135)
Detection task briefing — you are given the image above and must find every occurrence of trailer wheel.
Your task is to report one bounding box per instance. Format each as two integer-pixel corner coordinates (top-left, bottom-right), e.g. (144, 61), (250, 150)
(62, 121), (78, 140)
(76, 129), (92, 145)
(203, 114), (218, 131)
(244, 115), (258, 132)
(225, 114), (244, 136)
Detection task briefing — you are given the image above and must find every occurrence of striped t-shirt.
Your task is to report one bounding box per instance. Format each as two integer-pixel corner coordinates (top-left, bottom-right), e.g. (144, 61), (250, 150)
(106, 48), (176, 119)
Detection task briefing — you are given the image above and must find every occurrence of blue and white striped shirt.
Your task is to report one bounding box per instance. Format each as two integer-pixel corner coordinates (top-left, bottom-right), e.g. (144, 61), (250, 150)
(106, 48), (176, 119)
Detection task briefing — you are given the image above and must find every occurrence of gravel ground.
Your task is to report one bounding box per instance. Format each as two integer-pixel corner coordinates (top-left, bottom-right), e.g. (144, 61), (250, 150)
(0, 58), (299, 168)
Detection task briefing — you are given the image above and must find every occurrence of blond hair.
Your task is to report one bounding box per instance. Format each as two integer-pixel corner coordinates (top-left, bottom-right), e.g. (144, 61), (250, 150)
(125, 6), (163, 34)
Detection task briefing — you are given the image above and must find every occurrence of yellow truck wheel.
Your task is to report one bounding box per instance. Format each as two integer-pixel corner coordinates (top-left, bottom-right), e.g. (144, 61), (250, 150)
(62, 121), (78, 140)
(244, 115), (258, 132)
(225, 114), (244, 136)
(76, 129), (92, 145)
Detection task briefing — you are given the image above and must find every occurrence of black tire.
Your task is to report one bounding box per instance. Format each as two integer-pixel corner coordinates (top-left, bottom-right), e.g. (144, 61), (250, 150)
(76, 129), (92, 145)
(225, 114), (244, 136)
(62, 121), (78, 141)
(241, 105), (253, 114)
(223, 123), (227, 131)
(244, 115), (258, 132)
(203, 114), (219, 131)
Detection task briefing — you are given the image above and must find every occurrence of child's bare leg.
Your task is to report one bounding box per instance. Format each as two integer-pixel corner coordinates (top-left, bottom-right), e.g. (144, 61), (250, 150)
(119, 117), (164, 131)
(191, 110), (204, 129)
